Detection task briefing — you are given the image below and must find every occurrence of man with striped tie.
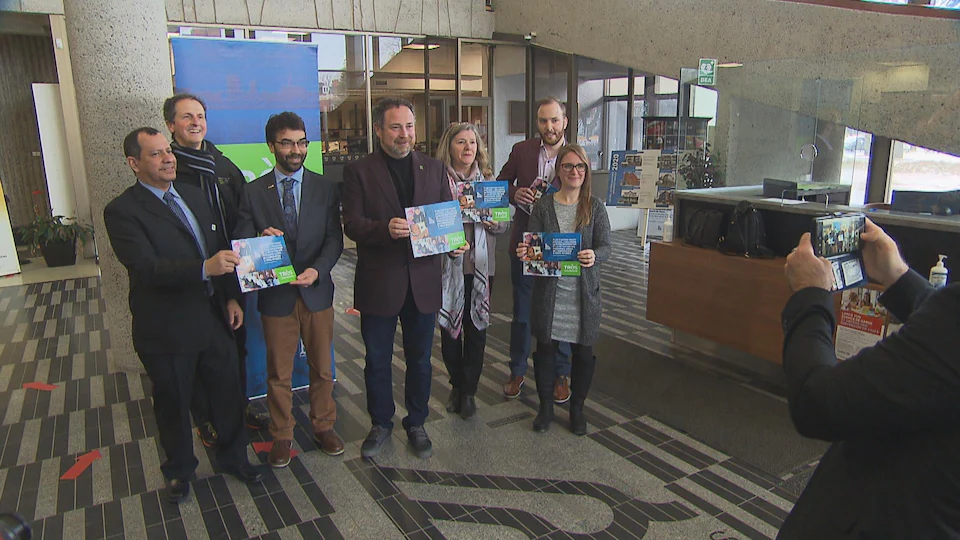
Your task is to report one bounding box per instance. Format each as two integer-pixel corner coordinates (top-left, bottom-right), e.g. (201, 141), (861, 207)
(163, 93), (271, 447)
(104, 127), (264, 503)
(234, 112), (344, 468)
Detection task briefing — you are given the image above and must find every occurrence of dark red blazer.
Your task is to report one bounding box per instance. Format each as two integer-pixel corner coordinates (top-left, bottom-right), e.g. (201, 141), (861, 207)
(342, 151), (450, 316)
(496, 137), (560, 252)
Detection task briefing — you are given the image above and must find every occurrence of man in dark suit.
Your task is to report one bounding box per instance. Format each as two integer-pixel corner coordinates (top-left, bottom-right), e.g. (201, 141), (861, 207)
(103, 127), (263, 504)
(780, 219), (960, 538)
(497, 96), (572, 403)
(234, 112), (344, 467)
(163, 93), (271, 447)
(342, 98), (467, 459)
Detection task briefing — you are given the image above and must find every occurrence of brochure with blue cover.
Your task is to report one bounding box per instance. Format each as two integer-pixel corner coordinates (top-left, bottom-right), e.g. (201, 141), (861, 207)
(518, 177), (559, 215)
(458, 180), (511, 223)
(405, 200), (467, 258)
(232, 236), (296, 293)
(521, 232), (582, 277)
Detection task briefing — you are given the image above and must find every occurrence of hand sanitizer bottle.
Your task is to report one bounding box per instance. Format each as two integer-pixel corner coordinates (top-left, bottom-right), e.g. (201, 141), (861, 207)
(929, 255), (948, 289)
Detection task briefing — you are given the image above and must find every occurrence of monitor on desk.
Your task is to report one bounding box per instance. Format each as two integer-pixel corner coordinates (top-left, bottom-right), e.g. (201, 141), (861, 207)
(891, 190), (960, 216)
(762, 178), (797, 199)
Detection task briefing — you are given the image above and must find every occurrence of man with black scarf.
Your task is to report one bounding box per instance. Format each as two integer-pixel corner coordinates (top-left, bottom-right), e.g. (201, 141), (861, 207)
(163, 93), (270, 446)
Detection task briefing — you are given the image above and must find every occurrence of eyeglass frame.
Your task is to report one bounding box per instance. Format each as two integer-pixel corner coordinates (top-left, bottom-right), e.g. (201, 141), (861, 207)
(273, 139), (310, 150)
(559, 162), (587, 172)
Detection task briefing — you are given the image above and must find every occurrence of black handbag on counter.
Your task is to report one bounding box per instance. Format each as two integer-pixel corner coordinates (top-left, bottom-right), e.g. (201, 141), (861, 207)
(683, 208), (725, 249)
(719, 201), (774, 258)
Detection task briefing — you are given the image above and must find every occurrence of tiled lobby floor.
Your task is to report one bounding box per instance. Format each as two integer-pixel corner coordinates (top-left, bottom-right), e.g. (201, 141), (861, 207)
(0, 232), (821, 539)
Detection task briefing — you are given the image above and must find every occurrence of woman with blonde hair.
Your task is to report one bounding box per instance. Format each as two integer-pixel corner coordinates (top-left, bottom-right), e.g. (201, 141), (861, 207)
(515, 144), (611, 435)
(436, 123), (508, 419)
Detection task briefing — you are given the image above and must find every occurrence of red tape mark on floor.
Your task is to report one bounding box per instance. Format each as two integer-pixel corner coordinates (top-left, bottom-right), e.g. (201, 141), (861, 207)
(346, 307), (360, 316)
(23, 382), (58, 391)
(61, 450), (102, 480)
(252, 441), (299, 458)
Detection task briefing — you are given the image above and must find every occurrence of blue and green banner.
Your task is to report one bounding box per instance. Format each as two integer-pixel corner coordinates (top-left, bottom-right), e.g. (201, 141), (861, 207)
(170, 37), (323, 181)
(171, 36), (329, 396)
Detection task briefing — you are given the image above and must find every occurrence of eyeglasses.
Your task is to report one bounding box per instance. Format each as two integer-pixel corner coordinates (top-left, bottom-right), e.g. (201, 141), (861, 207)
(560, 163), (587, 172)
(275, 139), (309, 150)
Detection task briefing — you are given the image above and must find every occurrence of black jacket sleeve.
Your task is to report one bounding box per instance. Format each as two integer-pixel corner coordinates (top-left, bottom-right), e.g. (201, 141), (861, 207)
(781, 271), (960, 441)
(103, 200), (204, 290)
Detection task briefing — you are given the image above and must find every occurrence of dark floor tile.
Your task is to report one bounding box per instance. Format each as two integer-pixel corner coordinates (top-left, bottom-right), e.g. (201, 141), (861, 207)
(40, 512), (62, 540)
(588, 430), (637, 458)
(314, 515), (345, 540)
(627, 451), (685, 483)
(715, 512), (771, 540)
(208, 475), (234, 508)
(252, 493), (284, 531)
(379, 496), (420, 535)
(84, 505), (105, 540)
(740, 497), (787, 529)
(220, 504), (248, 540)
(301, 482), (334, 516)
(164, 519), (187, 539)
(146, 523), (167, 540)
(103, 500), (124, 538)
(666, 483), (723, 517)
(297, 520), (322, 540)
(270, 491), (301, 526)
(193, 479), (217, 512)
(718, 458), (779, 490)
(690, 470), (753, 505)
(201, 508), (228, 540)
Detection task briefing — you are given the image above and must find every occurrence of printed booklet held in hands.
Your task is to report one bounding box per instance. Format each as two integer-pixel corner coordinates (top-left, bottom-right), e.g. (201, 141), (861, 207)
(517, 177), (558, 215)
(405, 200), (467, 258)
(521, 232), (582, 277)
(232, 236), (296, 293)
(457, 179), (511, 223)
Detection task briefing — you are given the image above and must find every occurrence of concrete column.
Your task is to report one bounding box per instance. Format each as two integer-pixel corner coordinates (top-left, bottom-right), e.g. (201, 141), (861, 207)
(62, 0), (173, 371)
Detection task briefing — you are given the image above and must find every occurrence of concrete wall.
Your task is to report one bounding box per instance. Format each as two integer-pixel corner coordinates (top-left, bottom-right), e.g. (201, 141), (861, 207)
(496, 0), (960, 158)
(3, 0), (495, 38)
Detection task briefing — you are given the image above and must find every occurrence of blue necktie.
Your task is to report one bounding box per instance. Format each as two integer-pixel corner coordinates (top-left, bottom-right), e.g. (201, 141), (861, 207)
(281, 177), (298, 242)
(163, 191), (206, 258)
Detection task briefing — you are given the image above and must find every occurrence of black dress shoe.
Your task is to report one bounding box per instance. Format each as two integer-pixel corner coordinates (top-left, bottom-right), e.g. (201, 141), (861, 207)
(459, 395), (477, 419)
(222, 463), (265, 485)
(245, 408), (271, 431)
(165, 478), (190, 503)
(445, 388), (461, 414)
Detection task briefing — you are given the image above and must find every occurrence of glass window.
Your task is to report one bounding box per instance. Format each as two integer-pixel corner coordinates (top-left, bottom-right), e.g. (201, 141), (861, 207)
(370, 36), (426, 153)
(532, 48), (570, 135)
(492, 45), (527, 176)
(576, 58), (628, 169)
(312, 33), (370, 164)
(839, 128), (872, 205)
(887, 141), (960, 200)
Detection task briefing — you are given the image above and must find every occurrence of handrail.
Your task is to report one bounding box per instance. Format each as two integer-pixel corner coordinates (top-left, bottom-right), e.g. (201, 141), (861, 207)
(780, 0), (960, 20)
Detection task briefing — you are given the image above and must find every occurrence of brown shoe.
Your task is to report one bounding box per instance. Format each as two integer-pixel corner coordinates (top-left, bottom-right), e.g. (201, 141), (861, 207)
(503, 375), (524, 398)
(268, 439), (292, 468)
(314, 429), (345, 456)
(554, 376), (570, 404)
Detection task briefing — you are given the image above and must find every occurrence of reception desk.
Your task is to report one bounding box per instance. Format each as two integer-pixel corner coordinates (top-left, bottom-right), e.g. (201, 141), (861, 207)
(646, 186), (960, 365)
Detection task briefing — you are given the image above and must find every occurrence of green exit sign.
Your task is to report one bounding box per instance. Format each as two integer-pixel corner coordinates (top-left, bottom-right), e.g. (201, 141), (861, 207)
(698, 58), (717, 86)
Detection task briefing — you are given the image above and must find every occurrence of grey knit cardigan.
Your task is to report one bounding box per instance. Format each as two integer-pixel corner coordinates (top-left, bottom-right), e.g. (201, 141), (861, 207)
(528, 194), (612, 347)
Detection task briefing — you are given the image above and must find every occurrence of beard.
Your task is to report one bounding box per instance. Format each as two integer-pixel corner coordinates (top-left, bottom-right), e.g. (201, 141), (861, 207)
(276, 152), (304, 173)
(384, 138), (412, 158)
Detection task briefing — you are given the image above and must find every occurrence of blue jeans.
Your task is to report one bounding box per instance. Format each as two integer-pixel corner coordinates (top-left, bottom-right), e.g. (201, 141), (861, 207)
(509, 256), (571, 378)
(360, 290), (436, 431)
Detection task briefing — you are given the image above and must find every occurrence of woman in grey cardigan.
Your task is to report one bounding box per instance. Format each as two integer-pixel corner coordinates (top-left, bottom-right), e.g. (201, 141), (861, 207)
(515, 144), (612, 435)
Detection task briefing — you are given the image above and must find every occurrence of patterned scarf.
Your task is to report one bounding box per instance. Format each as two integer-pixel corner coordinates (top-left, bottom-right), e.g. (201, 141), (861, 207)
(171, 141), (228, 245)
(171, 141), (217, 177)
(439, 164), (490, 339)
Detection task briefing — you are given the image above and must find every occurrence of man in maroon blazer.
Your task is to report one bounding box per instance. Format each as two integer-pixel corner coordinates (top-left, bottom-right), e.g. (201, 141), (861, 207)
(342, 97), (467, 459)
(498, 96), (573, 403)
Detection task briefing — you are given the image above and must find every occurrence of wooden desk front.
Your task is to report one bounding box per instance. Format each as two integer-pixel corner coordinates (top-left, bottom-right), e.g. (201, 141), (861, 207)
(646, 241), (794, 364)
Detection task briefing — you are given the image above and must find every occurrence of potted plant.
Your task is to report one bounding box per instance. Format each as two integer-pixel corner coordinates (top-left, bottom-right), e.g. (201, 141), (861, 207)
(21, 215), (94, 267)
(679, 143), (725, 189)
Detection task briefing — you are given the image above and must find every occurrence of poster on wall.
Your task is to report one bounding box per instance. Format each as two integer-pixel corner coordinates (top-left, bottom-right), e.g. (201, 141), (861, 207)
(171, 36), (328, 396)
(835, 287), (888, 361)
(170, 37), (324, 182)
(607, 150), (673, 209)
(0, 183), (20, 277)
